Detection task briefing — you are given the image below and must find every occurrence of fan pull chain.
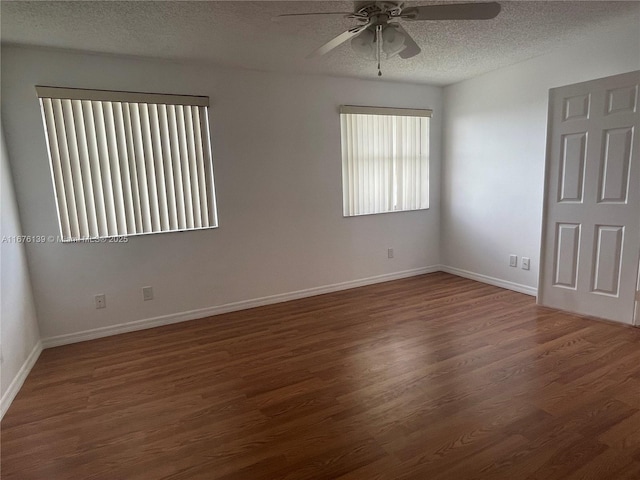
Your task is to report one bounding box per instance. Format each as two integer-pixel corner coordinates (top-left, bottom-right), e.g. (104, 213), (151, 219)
(376, 24), (382, 76)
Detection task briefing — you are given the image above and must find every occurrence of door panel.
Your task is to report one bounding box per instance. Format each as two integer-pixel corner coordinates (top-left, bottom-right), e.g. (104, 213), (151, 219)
(598, 127), (633, 202)
(553, 223), (580, 288)
(563, 93), (591, 120)
(606, 85), (637, 115)
(540, 71), (640, 325)
(559, 133), (587, 202)
(591, 225), (623, 295)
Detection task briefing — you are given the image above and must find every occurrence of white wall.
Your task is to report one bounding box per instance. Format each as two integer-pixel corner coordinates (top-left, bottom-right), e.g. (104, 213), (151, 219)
(1, 46), (442, 341)
(442, 15), (640, 292)
(0, 117), (41, 416)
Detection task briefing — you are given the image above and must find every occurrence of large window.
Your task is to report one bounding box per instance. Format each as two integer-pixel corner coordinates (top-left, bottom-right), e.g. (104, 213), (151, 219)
(37, 86), (218, 241)
(340, 105), (430, 217)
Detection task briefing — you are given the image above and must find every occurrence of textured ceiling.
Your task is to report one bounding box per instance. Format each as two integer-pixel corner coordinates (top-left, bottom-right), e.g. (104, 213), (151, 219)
(2, 1), (639, 85)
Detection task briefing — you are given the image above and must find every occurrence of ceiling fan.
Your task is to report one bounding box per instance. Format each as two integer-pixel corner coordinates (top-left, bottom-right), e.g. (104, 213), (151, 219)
(275, 1), (501, 76)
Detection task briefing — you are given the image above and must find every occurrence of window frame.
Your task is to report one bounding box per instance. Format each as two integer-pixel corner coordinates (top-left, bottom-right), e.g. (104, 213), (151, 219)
(36, 86), (219, 242)
(339, 105), (431, 217)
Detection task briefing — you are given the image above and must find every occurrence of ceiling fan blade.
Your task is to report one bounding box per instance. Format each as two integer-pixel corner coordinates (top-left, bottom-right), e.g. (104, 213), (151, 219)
(402, 2), (501, 21)
(307, 25), (368, 58)
(273, 12), (359, 21)
(395, 25), (421, 59)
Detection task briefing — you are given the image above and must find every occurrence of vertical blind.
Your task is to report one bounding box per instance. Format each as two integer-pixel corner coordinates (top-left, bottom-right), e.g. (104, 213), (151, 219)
(36, 86), (218, 241)
(340, 106), (430, 217)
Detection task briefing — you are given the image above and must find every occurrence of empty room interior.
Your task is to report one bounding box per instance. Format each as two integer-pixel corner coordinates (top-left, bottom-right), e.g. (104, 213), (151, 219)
(1, 0), (640, 478)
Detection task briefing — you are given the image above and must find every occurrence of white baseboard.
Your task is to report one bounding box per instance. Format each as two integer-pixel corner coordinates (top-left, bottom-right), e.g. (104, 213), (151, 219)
(41, 264), (536, 350)
(1, 340), (42, 420)
(440, 265), (538, 297)
(41, 265), (440, 348)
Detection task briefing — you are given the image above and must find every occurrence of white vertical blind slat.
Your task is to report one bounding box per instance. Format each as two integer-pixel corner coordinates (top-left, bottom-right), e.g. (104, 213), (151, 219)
(376, 116), (382, 213)
(75, 100), (103, 237)
(167, 105), (187, 230)
(192, 106), (210, 227)
(103, 102), (128, 235)
(200, 107), (218, 227)
(418, 118), (423, 208)
(72, 100), (100, 237)
(395, 116), (405, 210)
(412, 117), (418, 208)
(349, 114), (358, 214)
(412, 117), (418, 209)
(129, 103), (153, 232)
(368, 115), (374, 212)
(62, 99), (91, 238)
(39, 92), (217, 240)
(343, 115), (351, 215)
(356, 115), (364, 213)
(175, 105), (195, 229)
(184, 106), (202, 228)
(138, 103), (161, 232)
(372, 115), (378, 213)
(158, 104), (179, 231)
(360, 115), (367, 214)
(148, 104), (170, 231)
(347, 115), (354, 215)
(383, 115), (393, 212)
(375, 116), (382, 213)
(340, 115), (349, 216)
(122, 102), (143, 234)
(421, 118), (430, 209)
(91, 101), (118, 236)
(114, 105), (136, 235)
(51, 99), (81, 239)
(405, 118), (410, 210)
(41, 99), (72, 239)
(368, 114), (375, 213)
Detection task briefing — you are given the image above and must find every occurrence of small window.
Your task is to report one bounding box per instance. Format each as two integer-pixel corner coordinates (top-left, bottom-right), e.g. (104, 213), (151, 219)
(36, 86), (218, 241)
(340, 105), (430, 217)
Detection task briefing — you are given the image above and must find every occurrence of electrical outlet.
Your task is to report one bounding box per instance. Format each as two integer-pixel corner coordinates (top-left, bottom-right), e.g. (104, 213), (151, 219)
(142, 286), (154, 301)
(388, 248), (394, 259)
(522, 257), (530, 270)
(95, 294), (106, 309)
(509, 255), (517, 267)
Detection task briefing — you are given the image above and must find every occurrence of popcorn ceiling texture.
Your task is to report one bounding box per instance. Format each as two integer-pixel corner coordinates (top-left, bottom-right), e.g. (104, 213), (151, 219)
(2, 1), (639, 85)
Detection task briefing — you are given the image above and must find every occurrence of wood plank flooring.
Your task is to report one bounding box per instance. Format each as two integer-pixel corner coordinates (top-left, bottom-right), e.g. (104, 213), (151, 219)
(2, 272), (640, 479)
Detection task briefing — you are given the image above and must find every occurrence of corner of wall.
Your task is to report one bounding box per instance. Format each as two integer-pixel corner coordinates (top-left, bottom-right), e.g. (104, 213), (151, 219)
(0, 341), (42, 419)
(1, 114), (42, 419)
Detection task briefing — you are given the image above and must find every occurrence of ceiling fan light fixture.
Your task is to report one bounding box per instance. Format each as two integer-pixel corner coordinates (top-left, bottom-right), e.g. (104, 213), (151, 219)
(381, 25), (406, 57)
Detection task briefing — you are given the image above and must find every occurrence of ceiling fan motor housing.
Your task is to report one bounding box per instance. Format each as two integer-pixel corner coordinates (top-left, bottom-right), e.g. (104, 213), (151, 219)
(354, 2), (404, 22)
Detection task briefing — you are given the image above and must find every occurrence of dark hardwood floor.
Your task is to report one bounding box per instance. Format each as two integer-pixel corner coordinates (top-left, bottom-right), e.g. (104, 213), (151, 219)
(2, 272), (640, 479)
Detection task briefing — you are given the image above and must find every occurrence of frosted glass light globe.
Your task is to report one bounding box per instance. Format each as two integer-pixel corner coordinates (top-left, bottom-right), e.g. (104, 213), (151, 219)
(351, 28), (376, 60)
(382, 25), (406, 57)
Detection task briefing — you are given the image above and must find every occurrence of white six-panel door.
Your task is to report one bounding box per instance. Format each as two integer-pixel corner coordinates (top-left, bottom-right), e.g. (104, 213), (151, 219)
(539, 71), (640, 325)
